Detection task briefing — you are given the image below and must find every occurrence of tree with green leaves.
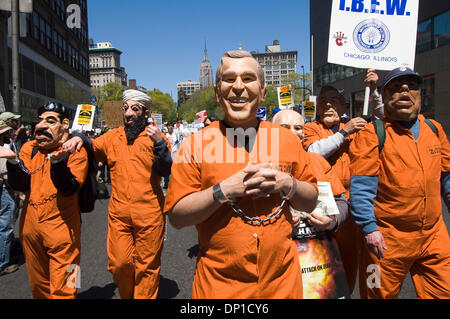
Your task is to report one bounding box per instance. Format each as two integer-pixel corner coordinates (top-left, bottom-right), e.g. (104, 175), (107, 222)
(91, 82), (128, 128)
(179, 86), (223, 122)
(281, 72), (312, 104)
(147, 89), (177, 123)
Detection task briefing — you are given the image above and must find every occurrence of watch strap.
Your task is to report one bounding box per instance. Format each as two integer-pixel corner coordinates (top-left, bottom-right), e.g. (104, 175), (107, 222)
(339, 129), (349, 138)
(213, 183), (231, 204)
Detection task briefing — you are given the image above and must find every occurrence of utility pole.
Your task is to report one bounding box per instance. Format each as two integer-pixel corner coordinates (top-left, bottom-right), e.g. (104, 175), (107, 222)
(310, 34), (314, 95)
(11, 0), (20, 114)
(301, 65), (305, 102)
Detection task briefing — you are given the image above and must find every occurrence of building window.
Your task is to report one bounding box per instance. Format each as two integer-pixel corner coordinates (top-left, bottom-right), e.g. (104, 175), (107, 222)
(55, 0), (65, 21)
(417, 10), (450, 53)
(417, 19), (433, 53)
(32, 13), (39, 40)
(22, 55), (35, 92)
(434, 11), (450, 48)
(421, 74), (435, 119)
(62, 39), (67, 62)
(45, 23), (52, 50)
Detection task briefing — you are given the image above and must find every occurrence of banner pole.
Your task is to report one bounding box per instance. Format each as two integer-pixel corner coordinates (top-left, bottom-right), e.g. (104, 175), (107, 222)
(362, 84), (370, 116)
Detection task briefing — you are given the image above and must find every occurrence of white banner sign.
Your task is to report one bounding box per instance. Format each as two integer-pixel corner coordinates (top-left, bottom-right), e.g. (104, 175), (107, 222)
(328, 0), (419, 70)
(72, 104), (96, 132)
(151, 113), (163, 130)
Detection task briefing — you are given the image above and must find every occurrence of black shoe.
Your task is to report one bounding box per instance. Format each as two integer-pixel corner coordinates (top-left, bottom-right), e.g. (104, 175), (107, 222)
(0, 264), (19, 276)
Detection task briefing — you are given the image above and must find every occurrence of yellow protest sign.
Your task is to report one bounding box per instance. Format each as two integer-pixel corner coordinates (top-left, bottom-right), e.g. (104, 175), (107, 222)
(77, 104), (94, 125)
(72, 104), (96, 132)
(277, 85), (295, 109)
(304, 101), (316, 118)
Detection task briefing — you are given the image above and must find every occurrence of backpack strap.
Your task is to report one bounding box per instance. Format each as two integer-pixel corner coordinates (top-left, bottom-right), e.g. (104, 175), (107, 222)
(373, 118), (438, 155)
(373, 119), (386, 154)
(31, 146), (39, 159)
(424, 118), (439, 137)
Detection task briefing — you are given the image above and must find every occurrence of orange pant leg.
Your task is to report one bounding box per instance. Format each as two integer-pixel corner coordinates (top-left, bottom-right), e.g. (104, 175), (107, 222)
(107, 212), (135, 299)
(20, 210), (51, 299)
(334, 217), (360, 293)
(358, 224), (425, 299)
(132, 217), (165, 299)
(410, 220), (450, 299)
(44, 215), (81, 299)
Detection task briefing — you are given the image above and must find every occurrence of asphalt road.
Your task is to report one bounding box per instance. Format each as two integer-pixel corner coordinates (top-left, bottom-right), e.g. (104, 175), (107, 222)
(0, 184), (449, 299)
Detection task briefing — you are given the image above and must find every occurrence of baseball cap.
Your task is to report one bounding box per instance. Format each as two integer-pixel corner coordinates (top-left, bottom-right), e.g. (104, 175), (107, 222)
(0, 112), (21, 123)
(382, 67), (422, 89)
(0, 120), (13, 135)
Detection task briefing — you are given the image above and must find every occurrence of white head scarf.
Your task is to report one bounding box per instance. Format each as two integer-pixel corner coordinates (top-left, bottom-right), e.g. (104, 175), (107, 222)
(122, 89), (152, 109)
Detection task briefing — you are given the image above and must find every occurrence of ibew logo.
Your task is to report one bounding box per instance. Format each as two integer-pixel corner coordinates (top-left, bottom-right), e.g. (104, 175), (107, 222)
(353, 18), (390, 53)
(66, 4), (81, 29)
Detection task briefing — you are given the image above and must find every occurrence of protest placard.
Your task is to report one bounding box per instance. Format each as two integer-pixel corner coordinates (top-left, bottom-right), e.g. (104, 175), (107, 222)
(277, 85), (295, 109)
(72, 104), (95, 132)
(327, 0), (419, 115)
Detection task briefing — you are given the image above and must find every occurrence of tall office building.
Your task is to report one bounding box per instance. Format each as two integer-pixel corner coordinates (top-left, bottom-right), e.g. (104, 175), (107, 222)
(251, 40), (298, 86)
(89, 41), (127, 88)
(1, 0), (91, 123)
(199, 41), (213, 88)
(0, 11), (8, 112)
(310, 0), (450, 134)
(177, 80), (200, 105)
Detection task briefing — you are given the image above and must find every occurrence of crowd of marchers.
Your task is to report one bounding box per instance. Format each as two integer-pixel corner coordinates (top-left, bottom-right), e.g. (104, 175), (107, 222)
(0, 50), (449, 300)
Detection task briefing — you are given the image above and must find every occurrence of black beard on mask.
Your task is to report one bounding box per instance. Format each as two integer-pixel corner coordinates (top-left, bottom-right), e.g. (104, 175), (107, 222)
(124, 113), (147, 142)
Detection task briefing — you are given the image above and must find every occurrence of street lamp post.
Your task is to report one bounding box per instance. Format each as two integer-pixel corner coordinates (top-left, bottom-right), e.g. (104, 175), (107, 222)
(301, 65), (305, 102)
(11, 0), (21, 114)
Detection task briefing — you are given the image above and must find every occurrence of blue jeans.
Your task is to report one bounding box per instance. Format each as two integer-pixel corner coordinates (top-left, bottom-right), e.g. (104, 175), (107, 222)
(0, 187), (16, 270)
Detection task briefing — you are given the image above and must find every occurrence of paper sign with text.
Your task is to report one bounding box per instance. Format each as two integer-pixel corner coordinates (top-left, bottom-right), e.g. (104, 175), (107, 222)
(72, 104), (95, 132)
(277, 85), (295, 109)
(328, 0), (419, 70)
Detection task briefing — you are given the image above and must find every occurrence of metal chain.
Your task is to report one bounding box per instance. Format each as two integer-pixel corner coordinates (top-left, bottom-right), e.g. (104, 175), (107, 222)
(14, 149), (49, 176)
(228, 199), (287, 226)
(29, 193), (58, 208)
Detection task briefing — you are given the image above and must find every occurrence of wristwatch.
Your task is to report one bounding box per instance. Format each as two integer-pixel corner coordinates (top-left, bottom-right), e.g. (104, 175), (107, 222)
(213, 183), (233, 204)
(329, 216), (338, 231)
(339, 129), (349, 138)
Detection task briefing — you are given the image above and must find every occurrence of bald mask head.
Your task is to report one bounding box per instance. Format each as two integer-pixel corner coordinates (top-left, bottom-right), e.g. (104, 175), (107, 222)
(272, 110), (305, 144)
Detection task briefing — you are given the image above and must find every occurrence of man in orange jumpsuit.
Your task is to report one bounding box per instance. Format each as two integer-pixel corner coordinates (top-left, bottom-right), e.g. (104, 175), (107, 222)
(273, 109), (348, 231)
(350, 67), (450, 298)
(4, 103), (88, 298)
(303, 84), (370, 293)
(64, 89), (172, 299)
(164, 50), (318, 299)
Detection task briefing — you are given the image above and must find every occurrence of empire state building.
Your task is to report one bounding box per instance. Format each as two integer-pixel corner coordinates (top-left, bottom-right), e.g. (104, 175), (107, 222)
(199, 42), (213, 88)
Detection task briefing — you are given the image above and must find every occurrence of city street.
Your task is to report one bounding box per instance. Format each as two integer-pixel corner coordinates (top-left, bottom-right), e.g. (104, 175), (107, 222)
(0, 184), (449, 299)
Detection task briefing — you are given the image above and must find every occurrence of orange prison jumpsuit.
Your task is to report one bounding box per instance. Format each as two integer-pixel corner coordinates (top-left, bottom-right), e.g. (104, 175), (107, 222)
(164, 121), (318, 299)
(92, 127), (170, 299)
(19, 141), (88, 299)
(308, 152), (346, 197)
(350, 115), (450, 299)
(304, 120), (360, 292)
